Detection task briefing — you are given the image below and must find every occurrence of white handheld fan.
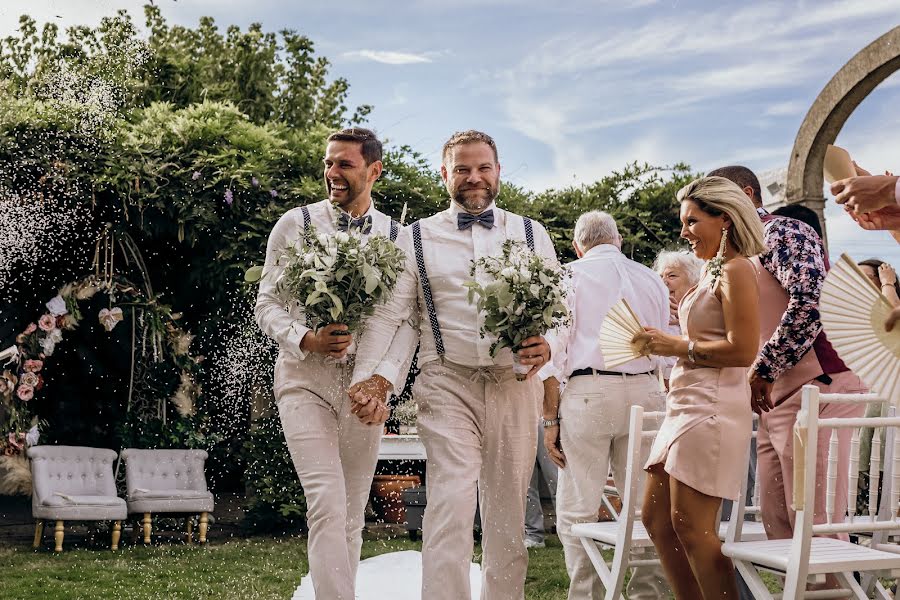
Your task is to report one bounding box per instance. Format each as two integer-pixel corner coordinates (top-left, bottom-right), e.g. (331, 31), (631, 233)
(820, 253), (900, 402)
(598, 298), (646, 369)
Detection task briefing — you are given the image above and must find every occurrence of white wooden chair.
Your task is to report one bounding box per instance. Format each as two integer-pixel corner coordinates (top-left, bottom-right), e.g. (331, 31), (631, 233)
(719, 418), (768, 543)
(723, 386), (900, 599)
(569, 406), (663, 600)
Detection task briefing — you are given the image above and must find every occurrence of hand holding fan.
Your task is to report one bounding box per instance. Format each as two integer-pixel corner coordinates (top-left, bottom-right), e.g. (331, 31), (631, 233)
(599, 298), (646, 368)
(819, 253), (900, 402)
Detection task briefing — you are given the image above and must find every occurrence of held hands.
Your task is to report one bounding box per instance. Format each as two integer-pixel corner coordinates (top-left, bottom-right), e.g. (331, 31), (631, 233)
(517, 335), (551, 379)
(348, 375), (392, 425)
(301, 323), (352, 358)
(631, 327), (683, 357)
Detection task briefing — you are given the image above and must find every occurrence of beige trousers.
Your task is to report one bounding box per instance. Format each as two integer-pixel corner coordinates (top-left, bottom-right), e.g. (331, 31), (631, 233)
(275, 353), (383, 600)
(415, 360), (541, 600)
(556, 373), (671, 600)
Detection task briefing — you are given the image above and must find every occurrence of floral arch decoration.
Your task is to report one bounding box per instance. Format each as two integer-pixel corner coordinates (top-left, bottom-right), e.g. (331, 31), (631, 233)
(0, 270), (204, 495)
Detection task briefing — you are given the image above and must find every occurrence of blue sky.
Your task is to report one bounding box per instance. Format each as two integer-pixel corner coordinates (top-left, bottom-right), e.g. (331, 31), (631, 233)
(3, 0), (900, 265)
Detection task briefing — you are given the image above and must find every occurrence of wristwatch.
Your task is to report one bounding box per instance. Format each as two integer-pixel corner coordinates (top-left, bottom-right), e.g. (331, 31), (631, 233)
(542, 417), (561, 428)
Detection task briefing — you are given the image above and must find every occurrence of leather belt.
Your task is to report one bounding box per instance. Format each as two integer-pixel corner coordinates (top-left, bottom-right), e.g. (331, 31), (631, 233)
(569, 368), (653, 378)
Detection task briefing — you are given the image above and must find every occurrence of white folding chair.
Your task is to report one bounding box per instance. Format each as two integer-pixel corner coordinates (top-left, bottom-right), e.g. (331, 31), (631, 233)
(723, 385), (900, 599)
(720, 417), (768, 543)
(569, 406), (663, 600)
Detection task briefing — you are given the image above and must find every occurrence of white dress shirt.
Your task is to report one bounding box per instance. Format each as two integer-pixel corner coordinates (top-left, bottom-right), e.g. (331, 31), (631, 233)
(352, 201), (559, 389)
(542, 244), (673, 382)
(255, 199), (418, 367)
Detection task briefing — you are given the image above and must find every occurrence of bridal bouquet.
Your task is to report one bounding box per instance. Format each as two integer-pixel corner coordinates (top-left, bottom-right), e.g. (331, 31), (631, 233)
(276, 225), (406, 334)
(464, 240), (569, 380)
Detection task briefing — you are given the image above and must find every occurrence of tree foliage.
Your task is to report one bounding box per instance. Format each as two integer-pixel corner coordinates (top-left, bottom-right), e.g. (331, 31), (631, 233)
(0, 5), (695, 505)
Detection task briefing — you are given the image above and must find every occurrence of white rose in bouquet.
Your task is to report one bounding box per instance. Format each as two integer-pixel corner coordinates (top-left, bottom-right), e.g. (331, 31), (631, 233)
(464, 239), (569, 380)
(276, 223), (406, 336)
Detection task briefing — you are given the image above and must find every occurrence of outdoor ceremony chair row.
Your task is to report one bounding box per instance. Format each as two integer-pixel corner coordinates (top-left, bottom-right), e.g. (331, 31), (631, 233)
(28, 446), (213, 552)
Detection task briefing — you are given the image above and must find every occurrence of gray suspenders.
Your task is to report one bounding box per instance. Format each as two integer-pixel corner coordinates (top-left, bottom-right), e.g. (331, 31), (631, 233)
(390, 219), (400, 242)
(301, 205), (311, 231)
(413, 215), (536, 357)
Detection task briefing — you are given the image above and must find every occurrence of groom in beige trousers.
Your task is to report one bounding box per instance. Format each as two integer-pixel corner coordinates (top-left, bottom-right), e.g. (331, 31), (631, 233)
(350, 130), (558, 600)
(256, 128), (416, 599)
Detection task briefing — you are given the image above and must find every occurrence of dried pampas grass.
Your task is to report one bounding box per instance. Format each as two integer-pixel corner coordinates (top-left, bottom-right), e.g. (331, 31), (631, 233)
(0, 454), (32, 496)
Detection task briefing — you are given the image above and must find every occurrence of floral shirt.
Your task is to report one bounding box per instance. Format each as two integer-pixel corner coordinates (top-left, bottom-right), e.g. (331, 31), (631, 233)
(752, 216), (827, 382)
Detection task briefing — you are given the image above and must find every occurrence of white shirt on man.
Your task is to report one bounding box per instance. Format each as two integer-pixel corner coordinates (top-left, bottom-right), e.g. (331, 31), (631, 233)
(255, 199), (417, 363)
(543, 244), (673, 383)
(352, 201), (559, 389)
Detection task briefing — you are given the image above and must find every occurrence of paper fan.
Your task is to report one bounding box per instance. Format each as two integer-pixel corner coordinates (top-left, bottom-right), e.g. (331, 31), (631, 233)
(598, 298), (646, 369)
(820, 253), (900, 403)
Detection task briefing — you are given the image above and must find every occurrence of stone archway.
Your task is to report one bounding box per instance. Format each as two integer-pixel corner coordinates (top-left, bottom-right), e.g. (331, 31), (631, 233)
(786, 25), (900, 241)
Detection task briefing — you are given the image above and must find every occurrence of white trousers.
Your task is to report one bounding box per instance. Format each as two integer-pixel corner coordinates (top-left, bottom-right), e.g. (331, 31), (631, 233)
(556, 373), (671, 600)
(415, 360), (541, 600)
(275, 353), (383, 600)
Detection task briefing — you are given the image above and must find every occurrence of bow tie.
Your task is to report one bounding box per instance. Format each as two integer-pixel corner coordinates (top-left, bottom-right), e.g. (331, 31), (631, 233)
(337, 212), (373, 234)
(457, 209), (495, 230)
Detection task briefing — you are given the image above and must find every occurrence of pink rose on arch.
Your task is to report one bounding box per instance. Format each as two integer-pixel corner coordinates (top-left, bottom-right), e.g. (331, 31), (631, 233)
(21, 372), (39, 388)
(23, 359), (43, 373)
(24, 323), (37, 335)
(16, 384), (34, 401)
(7, 432), (24, 451)
(38, 314), (55, 332)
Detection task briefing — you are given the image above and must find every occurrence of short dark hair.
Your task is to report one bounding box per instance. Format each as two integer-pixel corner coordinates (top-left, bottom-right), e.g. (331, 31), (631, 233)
(707, 165), (762, 206)
(772, 204), (823, 239)
(327, 127), (383, 165)
(441, 130), (499, 164)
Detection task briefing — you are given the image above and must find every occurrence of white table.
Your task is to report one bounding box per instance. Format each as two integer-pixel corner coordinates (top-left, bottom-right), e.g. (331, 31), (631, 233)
(378, 435), (427, 460)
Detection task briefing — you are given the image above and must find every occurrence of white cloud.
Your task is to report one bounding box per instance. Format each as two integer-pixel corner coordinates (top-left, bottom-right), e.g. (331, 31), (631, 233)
(764, 101), (808, 117)
(342, 50), (433, 65)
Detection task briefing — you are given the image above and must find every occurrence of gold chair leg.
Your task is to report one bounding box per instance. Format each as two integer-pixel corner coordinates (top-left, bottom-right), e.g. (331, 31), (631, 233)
(33, 521), (43, 549)
(142, 513), (152, 544)
(111, 520), (121, 551)
(199, 512), (208, 544)
(54, 521), (64, 552)
(186, 517), (193, 545)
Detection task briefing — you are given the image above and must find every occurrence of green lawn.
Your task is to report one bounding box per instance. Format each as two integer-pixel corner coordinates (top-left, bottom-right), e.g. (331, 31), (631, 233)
(0, 533), (572, 600)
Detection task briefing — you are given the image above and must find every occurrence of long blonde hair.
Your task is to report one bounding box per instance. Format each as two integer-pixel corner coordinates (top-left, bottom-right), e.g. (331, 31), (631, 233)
(676, 176), (767, 257)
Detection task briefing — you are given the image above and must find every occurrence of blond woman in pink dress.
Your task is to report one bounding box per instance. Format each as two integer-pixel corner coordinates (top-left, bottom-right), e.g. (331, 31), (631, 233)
(633, 176), (766, 599)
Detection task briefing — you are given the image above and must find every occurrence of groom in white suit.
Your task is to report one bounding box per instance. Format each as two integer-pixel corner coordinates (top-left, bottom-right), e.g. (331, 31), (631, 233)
(255, 128), (416, 600)
(349, 130), (558, 600)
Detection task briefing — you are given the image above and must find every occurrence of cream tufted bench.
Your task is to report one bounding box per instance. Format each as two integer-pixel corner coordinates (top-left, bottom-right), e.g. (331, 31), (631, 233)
(120, 448), (214, 544)
(28, 445), (127, 552)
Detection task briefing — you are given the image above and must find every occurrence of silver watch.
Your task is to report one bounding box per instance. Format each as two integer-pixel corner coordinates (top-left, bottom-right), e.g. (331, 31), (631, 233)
(542, 417), (561, 428)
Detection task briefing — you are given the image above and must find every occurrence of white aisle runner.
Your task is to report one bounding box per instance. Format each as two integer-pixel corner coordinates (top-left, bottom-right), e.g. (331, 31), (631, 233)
(292, 550), (482, 599)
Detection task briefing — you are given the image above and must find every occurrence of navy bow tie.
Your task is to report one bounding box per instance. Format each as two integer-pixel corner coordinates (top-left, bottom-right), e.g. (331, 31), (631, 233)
(457, 209), (495, 230)
(337, 212), (373, 234)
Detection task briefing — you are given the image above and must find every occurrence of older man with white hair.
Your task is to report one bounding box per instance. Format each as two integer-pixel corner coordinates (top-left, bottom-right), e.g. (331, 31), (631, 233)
(542, 210), (672, 599)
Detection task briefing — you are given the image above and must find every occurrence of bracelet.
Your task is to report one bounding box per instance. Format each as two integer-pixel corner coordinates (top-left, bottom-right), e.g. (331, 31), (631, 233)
(687, 340), (696, 363)
(883, 283), (895, 288)
(542, 417), (561, 428)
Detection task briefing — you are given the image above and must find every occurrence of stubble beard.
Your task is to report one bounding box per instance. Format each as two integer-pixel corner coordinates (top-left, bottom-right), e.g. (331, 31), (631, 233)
(452, 185), (498, 214)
